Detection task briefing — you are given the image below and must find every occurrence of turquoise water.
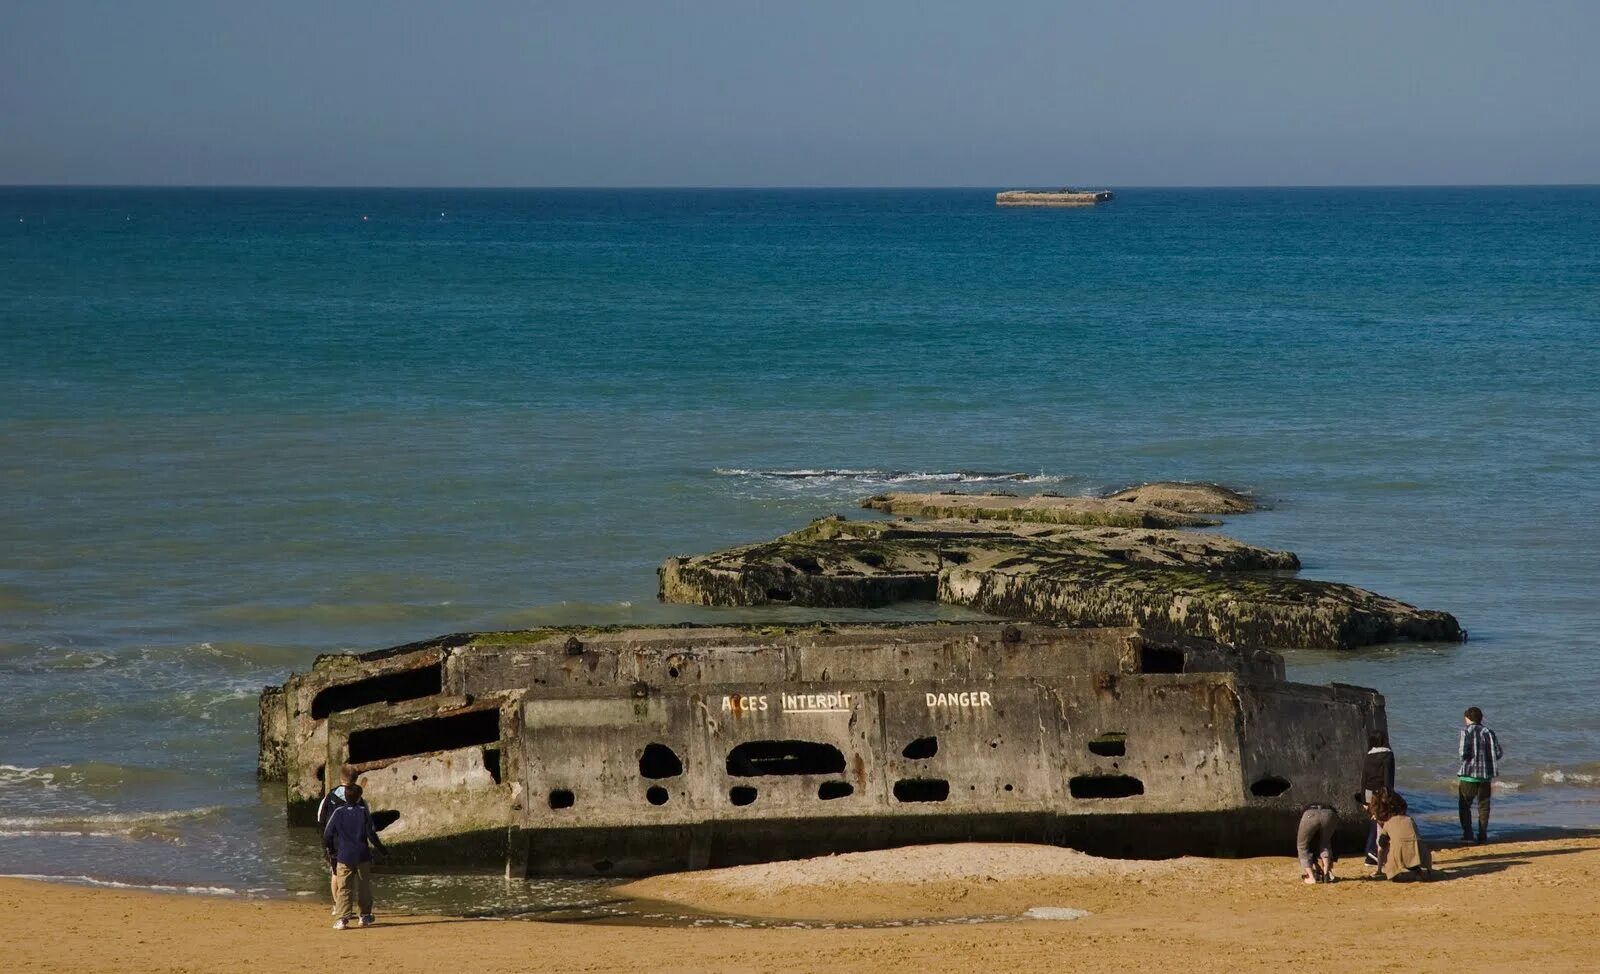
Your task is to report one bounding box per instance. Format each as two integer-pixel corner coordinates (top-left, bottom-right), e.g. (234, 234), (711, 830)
(2, 187), (1598, 899)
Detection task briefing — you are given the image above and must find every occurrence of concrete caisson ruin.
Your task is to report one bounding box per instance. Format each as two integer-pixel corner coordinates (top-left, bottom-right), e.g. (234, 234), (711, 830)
(660, 494), (1465, 651)
(259, 623), (1384, 877)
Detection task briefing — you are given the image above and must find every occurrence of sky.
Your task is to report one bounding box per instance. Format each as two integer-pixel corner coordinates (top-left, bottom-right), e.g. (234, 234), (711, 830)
(1, 0), (1595, 187)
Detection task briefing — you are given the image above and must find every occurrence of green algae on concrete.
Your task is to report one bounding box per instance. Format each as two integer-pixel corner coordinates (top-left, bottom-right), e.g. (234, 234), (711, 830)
(861, 491), (1221, 528)
(1103, 482), (1257, 515)
(939, 551), (1464, 651)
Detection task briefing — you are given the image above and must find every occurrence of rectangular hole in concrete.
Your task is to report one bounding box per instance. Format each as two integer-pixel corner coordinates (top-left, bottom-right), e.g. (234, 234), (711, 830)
(1139, 646), (1185, 674)
(346, 709), (500, 764)
(1069, 774), (1145, 799)
(1088, 733), (1126, 757)
(483, 747), (501, 784)
(310, 663), (443, 720)
(893, 778), (950, 803)
(817, 781), (854, 800)
(726, 740), (845, 777)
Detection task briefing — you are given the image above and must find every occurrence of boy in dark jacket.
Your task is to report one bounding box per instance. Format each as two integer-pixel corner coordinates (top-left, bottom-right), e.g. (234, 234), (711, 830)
(1360, 731), (1395, 865)
(322, 783), (386, 929)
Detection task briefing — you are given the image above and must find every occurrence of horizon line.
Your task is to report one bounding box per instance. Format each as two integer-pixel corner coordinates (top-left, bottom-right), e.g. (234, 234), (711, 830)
(3, 182), (1598, 191)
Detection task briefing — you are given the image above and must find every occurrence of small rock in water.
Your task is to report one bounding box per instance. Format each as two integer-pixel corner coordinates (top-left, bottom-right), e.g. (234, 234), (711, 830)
(1023, 906), (1091, 921)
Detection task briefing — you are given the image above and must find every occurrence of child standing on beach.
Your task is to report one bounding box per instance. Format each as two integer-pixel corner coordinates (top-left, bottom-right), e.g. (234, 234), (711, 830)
(1458, 706), (1504, 844)
(322, 783), (387, 929)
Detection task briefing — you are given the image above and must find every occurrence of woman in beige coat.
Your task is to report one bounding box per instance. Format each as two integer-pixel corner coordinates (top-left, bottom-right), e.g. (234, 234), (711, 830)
(1372, 790), (1431, 881)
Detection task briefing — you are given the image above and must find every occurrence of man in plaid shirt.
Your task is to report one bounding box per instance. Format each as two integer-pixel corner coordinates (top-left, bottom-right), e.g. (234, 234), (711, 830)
(1458, 706), (1504, 844)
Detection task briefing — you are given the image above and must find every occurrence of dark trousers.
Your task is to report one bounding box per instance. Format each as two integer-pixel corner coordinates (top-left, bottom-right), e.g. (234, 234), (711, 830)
(1363, 789), (1379, 858)
(1458, 779), (1491, 839)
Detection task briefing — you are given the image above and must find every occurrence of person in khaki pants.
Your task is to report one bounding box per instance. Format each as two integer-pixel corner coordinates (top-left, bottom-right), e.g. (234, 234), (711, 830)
(322, 783), (387, 929)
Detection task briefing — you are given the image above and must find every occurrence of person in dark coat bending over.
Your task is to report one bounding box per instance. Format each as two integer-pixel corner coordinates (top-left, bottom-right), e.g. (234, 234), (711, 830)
(323, 782), (386, 929)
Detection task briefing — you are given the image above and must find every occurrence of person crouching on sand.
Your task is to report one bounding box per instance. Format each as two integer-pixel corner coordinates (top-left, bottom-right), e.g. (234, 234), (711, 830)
(1371, 790), (1431, 882)
(323, 782), (387, 929)
(1295, 802), (1338, 884)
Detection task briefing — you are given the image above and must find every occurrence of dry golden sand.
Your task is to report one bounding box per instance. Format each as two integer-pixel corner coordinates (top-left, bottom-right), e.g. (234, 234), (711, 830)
(4, 837), (1598, 974)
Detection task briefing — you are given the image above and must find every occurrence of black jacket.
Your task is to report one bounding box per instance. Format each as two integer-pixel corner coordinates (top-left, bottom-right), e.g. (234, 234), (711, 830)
(1361, 747), (1396, 794)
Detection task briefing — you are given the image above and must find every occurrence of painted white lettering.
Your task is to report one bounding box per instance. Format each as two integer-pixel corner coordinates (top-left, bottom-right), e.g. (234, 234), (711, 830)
(924, 689), (997, 709)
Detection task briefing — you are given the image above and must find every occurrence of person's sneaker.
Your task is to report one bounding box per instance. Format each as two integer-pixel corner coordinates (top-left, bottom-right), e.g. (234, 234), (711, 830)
(359, 915), (374, 927)
(333, 918), (349, 930)
(1363, 853), (1379, 867)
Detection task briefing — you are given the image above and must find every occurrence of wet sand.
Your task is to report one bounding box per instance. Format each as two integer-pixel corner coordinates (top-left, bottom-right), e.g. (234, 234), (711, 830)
(5, 836), (1598, 973)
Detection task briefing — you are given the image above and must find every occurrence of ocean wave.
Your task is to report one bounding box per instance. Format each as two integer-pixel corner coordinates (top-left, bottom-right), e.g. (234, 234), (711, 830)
(1, 761), (198, 796)
(0, 765), (62, 790)
(714, 468), (1066, 485)
(0, 805), (224, 841)
(0, 874), (245, 896)
(1535, 767), (1600, 787)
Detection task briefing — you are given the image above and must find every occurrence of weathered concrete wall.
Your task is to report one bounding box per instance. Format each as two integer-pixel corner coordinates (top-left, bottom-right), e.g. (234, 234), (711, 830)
(262, 623), (1381, 876)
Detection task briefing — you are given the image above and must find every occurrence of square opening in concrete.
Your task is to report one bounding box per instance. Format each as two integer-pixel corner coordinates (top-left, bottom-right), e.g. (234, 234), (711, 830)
(346, 709), (500, 764)
(639, 743), (684, 779)
(1088, 733), (1127, 757)
(1139, 646), (1185, 674)
(893, 778), (950, 803)
(726, 740), (845, 777)
(310, 663), (444, 720)
(817, 781), (854, 800)
(1069, 774), (1145, 799)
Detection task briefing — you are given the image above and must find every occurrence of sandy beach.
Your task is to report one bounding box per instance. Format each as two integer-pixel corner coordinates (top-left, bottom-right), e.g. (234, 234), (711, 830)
(5, 836), (1597, 974)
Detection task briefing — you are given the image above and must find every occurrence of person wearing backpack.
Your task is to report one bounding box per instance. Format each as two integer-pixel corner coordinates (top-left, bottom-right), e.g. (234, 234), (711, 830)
(317, 766), (367, 901)
(322, 782), (387, 929)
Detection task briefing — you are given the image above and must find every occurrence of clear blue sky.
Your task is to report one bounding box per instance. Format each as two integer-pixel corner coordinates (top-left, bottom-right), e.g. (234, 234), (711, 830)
(2, 0), (1594, 186)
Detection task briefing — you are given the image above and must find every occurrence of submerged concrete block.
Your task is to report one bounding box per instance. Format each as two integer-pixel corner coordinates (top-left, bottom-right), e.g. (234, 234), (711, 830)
(659, 514), (1458, 651)
(261, 623), (1384, 875)
(941, 552), (1464, 651)
(862, 491), (1222, 528)
(1103, 482), (1257, 514)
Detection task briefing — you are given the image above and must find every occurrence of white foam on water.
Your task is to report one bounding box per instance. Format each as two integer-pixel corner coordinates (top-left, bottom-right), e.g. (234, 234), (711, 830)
(0, 765), (60, 790)
(0, 873), (244, 896)
(1023, 906), (1091, 920)
(0, 805), (224, 840)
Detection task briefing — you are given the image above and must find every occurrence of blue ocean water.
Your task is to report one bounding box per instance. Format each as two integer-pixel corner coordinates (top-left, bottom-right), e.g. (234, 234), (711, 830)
(2, 187), (1597, 900)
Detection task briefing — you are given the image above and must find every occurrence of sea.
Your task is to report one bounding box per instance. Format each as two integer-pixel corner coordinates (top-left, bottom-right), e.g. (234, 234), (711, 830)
(2, 186), (1597, 913)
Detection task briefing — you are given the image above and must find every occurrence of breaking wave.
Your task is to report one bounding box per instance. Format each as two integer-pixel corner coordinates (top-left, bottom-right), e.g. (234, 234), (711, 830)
(714, 468), (1066, 486)
(0, 874), (245, 896)
(0, 805), (224, 841)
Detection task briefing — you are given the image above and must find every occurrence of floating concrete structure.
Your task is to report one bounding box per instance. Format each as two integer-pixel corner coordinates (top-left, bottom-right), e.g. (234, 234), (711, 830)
(996, 189), (1115, 206)
(259, 622), (1385, 877)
